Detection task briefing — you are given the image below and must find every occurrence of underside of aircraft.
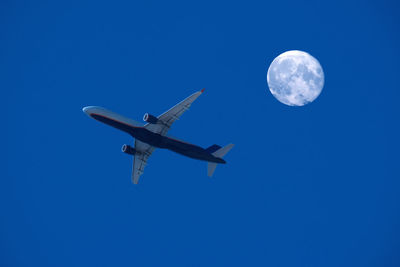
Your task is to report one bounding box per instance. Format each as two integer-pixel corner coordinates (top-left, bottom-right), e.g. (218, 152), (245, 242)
(83, 89), (234, 184)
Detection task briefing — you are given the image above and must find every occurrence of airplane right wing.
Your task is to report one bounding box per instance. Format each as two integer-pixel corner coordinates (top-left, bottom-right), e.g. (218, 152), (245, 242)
(145, 89), (204, 136)
(132, 139), (155, 184)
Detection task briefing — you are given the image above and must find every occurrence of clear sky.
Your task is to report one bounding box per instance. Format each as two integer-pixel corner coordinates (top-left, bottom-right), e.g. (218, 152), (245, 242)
(2, 0), (400, 266)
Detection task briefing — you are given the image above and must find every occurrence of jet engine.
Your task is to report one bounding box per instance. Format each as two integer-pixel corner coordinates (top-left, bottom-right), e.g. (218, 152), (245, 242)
(143, 113), (159, 124)
(121, 144), (136, 155)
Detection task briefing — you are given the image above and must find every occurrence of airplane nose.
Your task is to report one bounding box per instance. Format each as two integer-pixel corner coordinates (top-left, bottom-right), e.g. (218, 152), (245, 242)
(82, 106), (95, 116)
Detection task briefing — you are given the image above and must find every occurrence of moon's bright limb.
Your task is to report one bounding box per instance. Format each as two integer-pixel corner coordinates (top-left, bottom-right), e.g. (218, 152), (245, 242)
(267, 50), (324, 106)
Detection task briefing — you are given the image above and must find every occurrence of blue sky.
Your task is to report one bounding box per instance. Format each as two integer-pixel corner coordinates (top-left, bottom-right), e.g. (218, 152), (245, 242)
(2, 0), (400, 266)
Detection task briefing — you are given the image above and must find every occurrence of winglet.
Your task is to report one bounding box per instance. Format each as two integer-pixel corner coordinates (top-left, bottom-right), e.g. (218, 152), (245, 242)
(201, 88), (205, 93)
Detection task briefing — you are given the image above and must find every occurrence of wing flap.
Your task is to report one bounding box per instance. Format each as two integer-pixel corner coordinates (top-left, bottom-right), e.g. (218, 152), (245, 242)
(132, 140), (155, 184)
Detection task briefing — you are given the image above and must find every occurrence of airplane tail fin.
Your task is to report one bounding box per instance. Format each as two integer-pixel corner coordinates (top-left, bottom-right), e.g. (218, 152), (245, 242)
(205, 144), (222, 153)
(207, 143), (234, 177)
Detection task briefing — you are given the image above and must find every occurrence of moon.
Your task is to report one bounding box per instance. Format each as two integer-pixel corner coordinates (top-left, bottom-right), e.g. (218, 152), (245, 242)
(267, 50), (324, 106)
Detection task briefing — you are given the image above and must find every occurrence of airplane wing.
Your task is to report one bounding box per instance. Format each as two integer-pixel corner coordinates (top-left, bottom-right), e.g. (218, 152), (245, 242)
(145, 89), (204, 136)
(132, 139), (155, 184)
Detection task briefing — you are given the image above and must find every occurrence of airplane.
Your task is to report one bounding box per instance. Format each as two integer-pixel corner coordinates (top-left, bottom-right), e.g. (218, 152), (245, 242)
(82, 89), (234, 184)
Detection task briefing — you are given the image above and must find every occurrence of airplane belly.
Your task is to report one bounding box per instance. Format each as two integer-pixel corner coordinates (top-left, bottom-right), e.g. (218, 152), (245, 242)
(132, 128), (165, 148)
(161, 136), (221, 163)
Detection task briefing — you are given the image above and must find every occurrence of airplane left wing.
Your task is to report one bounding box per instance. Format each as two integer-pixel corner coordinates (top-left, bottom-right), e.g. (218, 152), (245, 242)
(132, 139), (155, 184)
(145, 89), (204, 136)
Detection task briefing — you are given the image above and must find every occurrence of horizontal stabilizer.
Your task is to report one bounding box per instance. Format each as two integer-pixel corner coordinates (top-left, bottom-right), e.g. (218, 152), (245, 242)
(207, 143), (234, 177)
(206, 144), (222, 153)
(207, 162), (218, 177)
(211, 143), (234, 158)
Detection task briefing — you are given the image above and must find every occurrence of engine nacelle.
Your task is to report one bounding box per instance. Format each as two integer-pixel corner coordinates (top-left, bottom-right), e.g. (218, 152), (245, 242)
(143, 113), (159, 124)
(121, 144), (136, 155)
